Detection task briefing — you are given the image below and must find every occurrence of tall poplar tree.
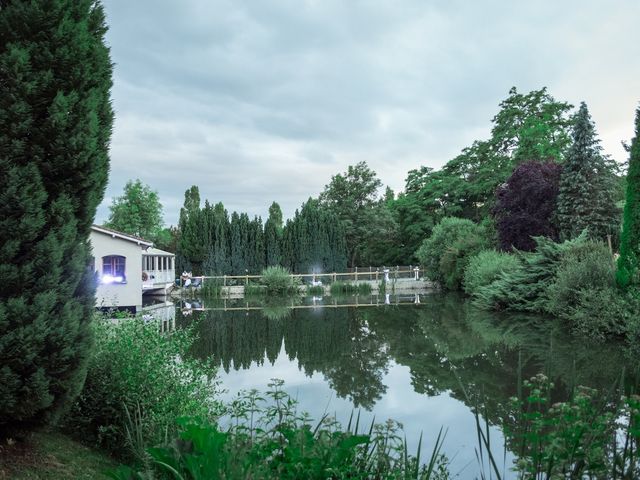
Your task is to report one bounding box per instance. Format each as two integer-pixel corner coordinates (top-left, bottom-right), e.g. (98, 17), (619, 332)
(556, 102), (619, 241)
(265, 201), (283, 266)
(617, 106), (640, 289)
(0, 0), (113, 429)
(177, 186), (204, 273)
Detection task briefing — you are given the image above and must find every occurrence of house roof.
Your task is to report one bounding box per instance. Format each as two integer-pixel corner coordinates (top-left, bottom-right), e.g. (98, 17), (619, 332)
(143, 247), (175, 257)
(91, 225), (154, 247)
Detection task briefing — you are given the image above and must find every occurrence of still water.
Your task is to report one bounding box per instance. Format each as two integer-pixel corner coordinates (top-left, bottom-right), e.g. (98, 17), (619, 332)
(167, 293), (635, 479)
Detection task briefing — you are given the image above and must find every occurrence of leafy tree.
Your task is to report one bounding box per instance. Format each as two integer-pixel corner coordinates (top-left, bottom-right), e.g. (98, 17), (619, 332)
(105, 179), (164, 241)
(320, 161), (382, 266)
(493, 161), (561, 251)
(618, 106), (640, 289)
(406, 88), (573, 223)
(0, 0), (113, 429)
(556, 102), (619, 241)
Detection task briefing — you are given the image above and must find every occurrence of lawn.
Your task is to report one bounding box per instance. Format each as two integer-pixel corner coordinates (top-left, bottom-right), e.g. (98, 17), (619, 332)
(0, 431), (117, 480)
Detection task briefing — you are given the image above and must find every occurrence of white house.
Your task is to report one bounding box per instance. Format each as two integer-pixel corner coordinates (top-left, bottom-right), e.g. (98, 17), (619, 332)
(90, 225), (175, 312)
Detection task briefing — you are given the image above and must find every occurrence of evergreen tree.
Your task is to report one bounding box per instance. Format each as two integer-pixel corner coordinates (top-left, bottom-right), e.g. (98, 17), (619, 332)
(177, 186), (205, 273)
(0, 0), (113, 429)
(282, 199), (347, 273)
(617, 106), (640, 289)
(556, 102), (619, 241)
(265, 201), (283, 266)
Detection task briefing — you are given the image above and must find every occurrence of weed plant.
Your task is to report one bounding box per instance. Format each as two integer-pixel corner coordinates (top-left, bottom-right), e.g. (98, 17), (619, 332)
(108, 379), (450, 479)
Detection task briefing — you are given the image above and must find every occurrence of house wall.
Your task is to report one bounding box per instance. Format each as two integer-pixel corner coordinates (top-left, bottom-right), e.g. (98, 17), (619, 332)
(90, 231), (144, 311)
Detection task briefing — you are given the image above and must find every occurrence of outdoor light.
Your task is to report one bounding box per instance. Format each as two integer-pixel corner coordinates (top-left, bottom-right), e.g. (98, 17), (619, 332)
(101, 274), (124, 284)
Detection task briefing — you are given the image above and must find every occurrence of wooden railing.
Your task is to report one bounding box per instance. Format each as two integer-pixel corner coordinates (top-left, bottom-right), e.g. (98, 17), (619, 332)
(178, 266), (422, 287)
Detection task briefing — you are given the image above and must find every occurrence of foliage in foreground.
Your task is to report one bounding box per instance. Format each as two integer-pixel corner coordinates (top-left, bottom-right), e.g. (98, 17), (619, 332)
(64, 317), (221, 459)
(108, 380), (450, 480)
(0, 0), (113, 430)
(504, 375), (640, 479)
(618, 106), (640, 289)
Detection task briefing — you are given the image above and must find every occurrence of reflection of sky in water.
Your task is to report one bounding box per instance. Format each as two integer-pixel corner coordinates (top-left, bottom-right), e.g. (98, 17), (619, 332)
(219, 344), (515, 479)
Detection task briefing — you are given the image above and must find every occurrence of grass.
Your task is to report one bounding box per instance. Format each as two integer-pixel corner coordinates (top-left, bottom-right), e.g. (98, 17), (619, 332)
(0, 431), (118, 480)
(330, 281), (372, 295)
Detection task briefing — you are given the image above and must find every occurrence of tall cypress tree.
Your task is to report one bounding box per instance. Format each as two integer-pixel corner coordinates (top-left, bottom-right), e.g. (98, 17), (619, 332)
(0, 0), (113, 429)
(265, 201), (283, 267)
(618, 106), (640, 289)
(556, 102), (619, 241)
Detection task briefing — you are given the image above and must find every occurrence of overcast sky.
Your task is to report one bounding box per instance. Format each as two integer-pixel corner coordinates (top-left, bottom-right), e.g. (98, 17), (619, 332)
(96, 0), (640, 226)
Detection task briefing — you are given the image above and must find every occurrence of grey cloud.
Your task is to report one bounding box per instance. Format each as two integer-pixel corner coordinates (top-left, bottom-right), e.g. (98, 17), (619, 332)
(97, 0), (640, 226)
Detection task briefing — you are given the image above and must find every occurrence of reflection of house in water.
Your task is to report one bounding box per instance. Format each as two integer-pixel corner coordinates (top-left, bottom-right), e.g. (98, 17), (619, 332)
(90, 225), (175, 313)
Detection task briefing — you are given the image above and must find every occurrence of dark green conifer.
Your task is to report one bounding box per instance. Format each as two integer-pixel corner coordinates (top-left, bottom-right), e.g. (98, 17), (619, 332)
(265, 202), (283, 266)
(0, 0), (113, 429)
(617, 106), (640, 289)
(556, 102), (619, 241)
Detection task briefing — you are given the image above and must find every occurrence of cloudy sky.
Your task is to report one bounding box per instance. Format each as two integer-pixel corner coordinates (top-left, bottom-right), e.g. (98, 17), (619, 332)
(97, 0), (640, 225)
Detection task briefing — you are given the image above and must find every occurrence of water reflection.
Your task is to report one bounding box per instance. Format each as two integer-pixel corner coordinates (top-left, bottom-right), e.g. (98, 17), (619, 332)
(174, 293), (638, 477)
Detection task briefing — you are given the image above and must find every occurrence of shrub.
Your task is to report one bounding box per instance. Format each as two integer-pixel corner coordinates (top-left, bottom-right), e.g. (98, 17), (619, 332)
(563, 287), (639, 340)
(474, 235), (586, 312)
(416, 217), (489, 290)
(545, 241), (615, 316)
(439, 235), (491, 290)
(65, 316), (221, 459)
(260, 266), (301, 295)
(463, 250), (521, 296)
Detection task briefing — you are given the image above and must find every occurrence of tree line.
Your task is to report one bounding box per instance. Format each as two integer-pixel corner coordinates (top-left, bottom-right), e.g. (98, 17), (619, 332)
(175, 188), (347, 275)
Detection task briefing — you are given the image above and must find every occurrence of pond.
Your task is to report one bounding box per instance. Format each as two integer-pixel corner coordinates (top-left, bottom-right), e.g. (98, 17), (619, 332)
(168, 293), (637, 479)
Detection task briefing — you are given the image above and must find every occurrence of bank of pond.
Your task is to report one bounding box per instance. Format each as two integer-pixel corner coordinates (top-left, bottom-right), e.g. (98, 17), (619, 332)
(53, 293), (640, 479)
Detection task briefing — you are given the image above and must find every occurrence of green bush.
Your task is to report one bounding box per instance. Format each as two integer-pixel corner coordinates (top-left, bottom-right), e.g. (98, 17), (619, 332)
(545, 241), (616, 316)
(439, 235), (491, 291)
(259, 266), (301, 295)
(109, 380), (450, 479)
(474, 235), (586, 312)
(563, 287), (639, 340)
(416, 217), (489, 290)
(64, 316), (221, 459)
(463, 250), (521, 296)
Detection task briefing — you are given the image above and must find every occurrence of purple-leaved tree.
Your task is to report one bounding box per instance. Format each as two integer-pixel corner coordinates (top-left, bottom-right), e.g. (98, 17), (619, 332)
(493, 161), (561, 251)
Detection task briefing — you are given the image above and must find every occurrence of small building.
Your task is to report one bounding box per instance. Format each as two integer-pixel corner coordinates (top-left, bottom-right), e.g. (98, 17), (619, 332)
(90, 225), (175, 312)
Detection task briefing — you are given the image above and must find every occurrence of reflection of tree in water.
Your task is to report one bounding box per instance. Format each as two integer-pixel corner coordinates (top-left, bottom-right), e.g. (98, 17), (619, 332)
(177, 305), (389, 409)
(176, 295), (637, 422)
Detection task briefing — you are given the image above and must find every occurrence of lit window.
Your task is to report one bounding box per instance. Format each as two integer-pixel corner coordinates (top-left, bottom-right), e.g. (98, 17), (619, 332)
(102, 255), (126, 284)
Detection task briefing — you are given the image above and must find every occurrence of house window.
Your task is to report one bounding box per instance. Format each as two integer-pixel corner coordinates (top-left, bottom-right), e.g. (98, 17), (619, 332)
(102, 255), (126, 284)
